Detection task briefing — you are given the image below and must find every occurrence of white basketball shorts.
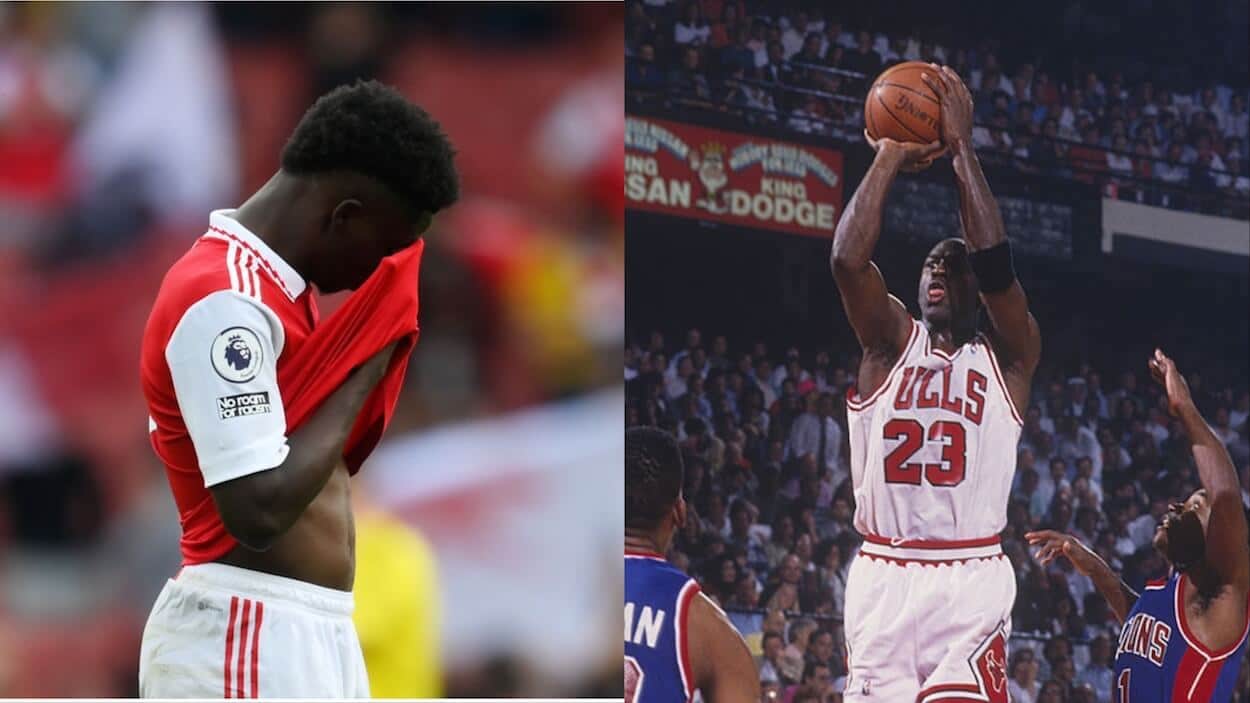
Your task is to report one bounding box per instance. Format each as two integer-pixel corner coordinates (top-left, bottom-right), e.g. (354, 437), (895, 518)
(138, 562), (369, 698)
(843, 536), (1015, 703)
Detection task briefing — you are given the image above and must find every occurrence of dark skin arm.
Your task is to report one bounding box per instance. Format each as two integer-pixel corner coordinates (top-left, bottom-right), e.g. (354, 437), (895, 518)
(1027, 530), (1138, 623)
(922, 65), (1041, 407)
(210, 342), (398, 550)
(1150, 349), (1250, 594)
(831, 133), (942, 390)
(688, 593), (760, 703)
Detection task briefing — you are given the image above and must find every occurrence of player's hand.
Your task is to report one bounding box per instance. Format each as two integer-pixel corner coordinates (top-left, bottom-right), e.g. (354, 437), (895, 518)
(864, 129), (945, 173)
(1025, 530), (1101, 576)
(1148, 348), (1194, 418)
(920, 64), (974, 149)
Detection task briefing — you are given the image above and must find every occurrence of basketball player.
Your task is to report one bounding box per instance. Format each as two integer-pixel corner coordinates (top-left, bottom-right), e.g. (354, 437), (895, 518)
(625, 426), (759, 703)
(830, 64), (1040, 703)
(138, 81), (458, 697)
(1028, 350), (1249, 702)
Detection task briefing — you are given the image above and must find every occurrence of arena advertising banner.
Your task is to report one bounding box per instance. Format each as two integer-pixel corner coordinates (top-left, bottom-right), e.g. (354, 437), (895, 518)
(625, 115), (844, 237)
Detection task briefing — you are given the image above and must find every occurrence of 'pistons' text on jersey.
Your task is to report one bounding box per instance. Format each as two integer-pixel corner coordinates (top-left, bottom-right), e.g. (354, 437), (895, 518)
(1113, 573), (1250, 702)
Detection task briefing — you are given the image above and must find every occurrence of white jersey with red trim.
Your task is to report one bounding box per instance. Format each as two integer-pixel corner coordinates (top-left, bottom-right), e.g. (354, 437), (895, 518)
(846, 318), (1023, 542)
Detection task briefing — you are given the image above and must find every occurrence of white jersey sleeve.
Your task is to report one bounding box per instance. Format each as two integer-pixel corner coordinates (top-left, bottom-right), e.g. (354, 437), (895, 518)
(165, 290), (290, 487)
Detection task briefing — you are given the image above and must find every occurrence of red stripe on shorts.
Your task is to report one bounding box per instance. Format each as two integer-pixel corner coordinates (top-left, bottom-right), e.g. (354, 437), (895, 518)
(250, 601), (264, 698)
(236, 599), (252, 697)
(225, 596), (239, 698)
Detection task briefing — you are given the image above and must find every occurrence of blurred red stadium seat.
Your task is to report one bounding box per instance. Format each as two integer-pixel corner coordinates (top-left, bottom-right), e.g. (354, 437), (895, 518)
(2, 609), (141, 696)
(225, 43), (310, 196)
(3, 229), (188, 513)
(385, 39), (604, 205)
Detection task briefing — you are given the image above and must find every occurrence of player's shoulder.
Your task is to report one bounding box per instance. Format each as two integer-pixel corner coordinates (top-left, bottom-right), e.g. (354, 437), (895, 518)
(156, 238), (235, 308)
(145, 241), (292, 369)
(155, 221), (302, 319)
(156, 211), (305, 315)
(626, 554), (700, 596)
(626, 552), (691, 577)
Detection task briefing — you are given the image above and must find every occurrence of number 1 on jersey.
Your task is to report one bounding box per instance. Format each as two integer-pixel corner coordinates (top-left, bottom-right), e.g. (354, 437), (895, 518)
(883, 418), (967, 487)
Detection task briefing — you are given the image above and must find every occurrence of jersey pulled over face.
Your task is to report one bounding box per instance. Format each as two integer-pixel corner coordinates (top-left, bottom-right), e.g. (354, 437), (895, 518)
(847, 319), (1023, 541)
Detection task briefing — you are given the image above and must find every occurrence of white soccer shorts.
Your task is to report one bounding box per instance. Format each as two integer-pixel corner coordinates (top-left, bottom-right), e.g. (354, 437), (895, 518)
(139, 562), (369, 698)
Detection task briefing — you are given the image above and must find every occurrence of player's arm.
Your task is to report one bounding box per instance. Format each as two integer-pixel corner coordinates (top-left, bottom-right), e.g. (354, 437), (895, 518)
(166, 291), (395, 551)
(830, 134), (941, 353)
(923, 65), (1040, 373)
(688, 592), (759, 703)
(1026, 530), (1138, 623)
(1150, 350), (1250, 592)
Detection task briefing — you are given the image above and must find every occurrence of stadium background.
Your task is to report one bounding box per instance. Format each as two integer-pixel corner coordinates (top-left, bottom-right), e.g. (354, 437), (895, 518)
(0, 2), (622, 697)
(625, 0), (1250, 701)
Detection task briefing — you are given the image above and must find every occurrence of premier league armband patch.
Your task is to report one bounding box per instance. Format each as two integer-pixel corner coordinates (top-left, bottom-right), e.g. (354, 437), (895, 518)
(217, 391), (271, 419)
(211, 327), (263, 383)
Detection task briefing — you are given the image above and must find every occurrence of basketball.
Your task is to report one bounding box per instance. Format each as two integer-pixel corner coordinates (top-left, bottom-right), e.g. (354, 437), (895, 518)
(864, 61), (942, 144)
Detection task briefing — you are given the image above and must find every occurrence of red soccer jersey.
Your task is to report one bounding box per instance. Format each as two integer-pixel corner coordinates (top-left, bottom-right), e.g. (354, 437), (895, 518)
(141, 210), (419, 564)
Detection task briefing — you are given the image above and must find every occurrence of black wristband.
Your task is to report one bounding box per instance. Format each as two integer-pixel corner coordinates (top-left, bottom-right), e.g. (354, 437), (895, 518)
(969, 240), (1016, 293)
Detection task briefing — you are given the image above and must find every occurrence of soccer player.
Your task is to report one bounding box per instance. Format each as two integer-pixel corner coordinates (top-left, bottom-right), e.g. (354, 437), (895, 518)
(138, 80), (458, 697)
(1028, 350), (1249, 702)
(625, 426), (759, 703)
(830, 65), (1041, 702)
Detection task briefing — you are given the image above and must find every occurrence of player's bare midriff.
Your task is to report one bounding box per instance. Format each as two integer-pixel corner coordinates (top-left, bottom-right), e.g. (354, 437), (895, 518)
(217, 462), (356, 591)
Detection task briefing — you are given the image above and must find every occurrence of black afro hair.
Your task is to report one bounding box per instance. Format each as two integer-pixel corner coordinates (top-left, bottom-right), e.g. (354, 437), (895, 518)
(626, 426), (685, 530)
(281, 79), (459, 216)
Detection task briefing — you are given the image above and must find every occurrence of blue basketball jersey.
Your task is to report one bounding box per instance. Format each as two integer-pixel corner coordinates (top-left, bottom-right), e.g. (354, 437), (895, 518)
(1113, 572), (1250, 702)
(625, 550), (701, 703)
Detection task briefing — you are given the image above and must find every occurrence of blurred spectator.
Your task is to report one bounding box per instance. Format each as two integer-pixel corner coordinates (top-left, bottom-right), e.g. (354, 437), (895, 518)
(668, 45), (712, 101)
(758, 630), (787, 684)
(1155, 142), (1189, 184)
(306, 4), (386, 98)
(1008, 648), (1041, 703)
(674, 3), (710, 46)
(1228, 94), (1248, 140)
(626, 43), (664, 90)
(1075, 633), (1113, 701)
(841, 31), (879, 84)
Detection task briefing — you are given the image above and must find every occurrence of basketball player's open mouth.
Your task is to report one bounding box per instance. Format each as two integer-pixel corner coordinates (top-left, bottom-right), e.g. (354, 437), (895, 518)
(927, 281), (946, 303)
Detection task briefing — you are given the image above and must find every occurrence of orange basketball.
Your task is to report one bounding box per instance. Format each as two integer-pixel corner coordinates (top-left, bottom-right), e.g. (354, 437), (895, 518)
(864, 61), (942, 144)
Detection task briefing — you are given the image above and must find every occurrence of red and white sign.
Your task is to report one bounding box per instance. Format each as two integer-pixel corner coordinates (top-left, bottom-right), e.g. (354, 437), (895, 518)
(625, 116), (843, 237)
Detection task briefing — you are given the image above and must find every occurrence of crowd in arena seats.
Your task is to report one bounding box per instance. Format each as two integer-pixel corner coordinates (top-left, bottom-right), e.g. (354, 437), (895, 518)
(625, 328), (1250, 702)
(625, 1), (1250, 214)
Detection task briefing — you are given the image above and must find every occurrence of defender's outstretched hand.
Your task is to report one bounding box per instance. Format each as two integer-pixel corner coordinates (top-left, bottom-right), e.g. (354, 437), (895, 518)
(1025, 530), (1102, 576)
(1148, 348), (1194, 418)
(863, 129), (945, 173)
(919, 65), (974, 149)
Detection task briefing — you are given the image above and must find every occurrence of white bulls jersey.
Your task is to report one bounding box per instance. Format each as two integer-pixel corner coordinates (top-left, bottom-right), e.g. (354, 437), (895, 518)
(846, 318), (1023, 542)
